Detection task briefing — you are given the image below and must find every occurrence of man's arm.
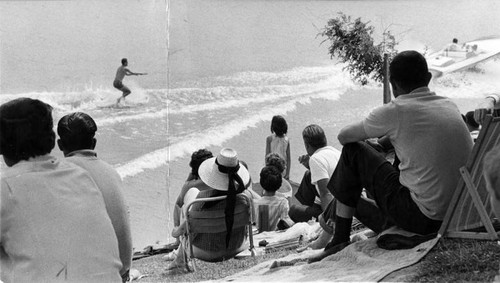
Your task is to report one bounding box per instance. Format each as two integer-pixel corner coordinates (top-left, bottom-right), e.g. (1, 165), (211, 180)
(337, 121), (369, 146)
(316, 178), (333, 211)
(125, 68), (146, 76)
(474, 93), (500, 124)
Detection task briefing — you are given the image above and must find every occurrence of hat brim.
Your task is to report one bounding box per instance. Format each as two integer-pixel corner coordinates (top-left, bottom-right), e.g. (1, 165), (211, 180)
(198, 157), (250, 191)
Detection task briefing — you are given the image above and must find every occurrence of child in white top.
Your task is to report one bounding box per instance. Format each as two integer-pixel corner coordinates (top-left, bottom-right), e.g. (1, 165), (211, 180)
(265, 115), (291, 179)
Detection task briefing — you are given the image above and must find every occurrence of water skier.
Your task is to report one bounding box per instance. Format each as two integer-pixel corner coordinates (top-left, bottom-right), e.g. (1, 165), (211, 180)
(114, 58), (147, 105)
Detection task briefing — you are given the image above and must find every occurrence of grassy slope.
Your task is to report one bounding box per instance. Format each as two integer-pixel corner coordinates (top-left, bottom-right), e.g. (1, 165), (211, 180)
(132, 238), (500, 282)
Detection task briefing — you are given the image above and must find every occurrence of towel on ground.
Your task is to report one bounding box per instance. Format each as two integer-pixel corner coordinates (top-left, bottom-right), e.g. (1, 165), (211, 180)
(224, 235), (438, 282)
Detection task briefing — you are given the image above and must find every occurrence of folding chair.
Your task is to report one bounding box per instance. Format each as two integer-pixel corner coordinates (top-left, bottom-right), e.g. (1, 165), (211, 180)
(438, 114), (500, 240)
(183, 193), (255, 270)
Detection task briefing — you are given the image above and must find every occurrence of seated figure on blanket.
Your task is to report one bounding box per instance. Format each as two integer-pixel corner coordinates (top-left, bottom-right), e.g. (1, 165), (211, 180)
(289, 124), (341, 223)
(0, 98), (123, 282)
(57, 112), (133, 281)
(167, 148), (251, 273)
(265, 153), (293, 199)
(253, 165), (294, 232)
(173, 149), (214, 237)
(309, 50), (473, 263)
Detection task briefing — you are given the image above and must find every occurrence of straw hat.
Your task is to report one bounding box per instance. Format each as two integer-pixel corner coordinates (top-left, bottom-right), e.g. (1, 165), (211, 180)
(198, 148), (250, 191)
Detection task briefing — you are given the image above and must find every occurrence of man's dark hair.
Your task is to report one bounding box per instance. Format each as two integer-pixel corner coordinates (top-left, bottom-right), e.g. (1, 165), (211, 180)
(389, 50), (430, 91)
(57, 112), (97, 152)
(260, 165), (282, 192)
(302, 124), (327, 149)
(270, 115), (288, 137)
(189, 149), (213, 178)
(121, 58), (128, 65)
(0, 98), (55, 161)
(452, 38), (458, 44)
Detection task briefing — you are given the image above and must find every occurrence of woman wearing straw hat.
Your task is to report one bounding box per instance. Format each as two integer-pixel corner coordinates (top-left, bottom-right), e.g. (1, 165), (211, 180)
(167, 148), (251, 273)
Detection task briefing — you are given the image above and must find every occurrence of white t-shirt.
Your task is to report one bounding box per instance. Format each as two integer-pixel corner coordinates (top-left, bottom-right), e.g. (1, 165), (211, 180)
(309, 146), (342, 204)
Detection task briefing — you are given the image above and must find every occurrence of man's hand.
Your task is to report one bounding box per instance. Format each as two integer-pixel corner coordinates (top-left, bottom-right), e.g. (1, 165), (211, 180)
(298, 154), (310, 169)
(474, 97), (495, 125)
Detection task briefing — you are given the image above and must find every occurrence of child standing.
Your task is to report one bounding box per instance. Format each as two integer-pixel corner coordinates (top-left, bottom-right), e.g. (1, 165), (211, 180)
(254, 166), (294, 231)
(265, 115), (291, 180)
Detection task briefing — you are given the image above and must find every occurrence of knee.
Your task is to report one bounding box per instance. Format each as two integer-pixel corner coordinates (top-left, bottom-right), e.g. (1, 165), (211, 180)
(341, 141), (365, 154)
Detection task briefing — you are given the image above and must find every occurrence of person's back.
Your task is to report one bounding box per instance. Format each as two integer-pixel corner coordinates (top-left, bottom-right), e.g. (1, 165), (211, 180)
(57, 112), (132, 280)
(115, 65), (127, 82)
(254, 196), (289, 231)
(269, 134), (289, 163)
(1, 157), (122, 282)
(0, 98), (122, 282)
(253, 166), (290, 231)
(368, 90), (472, 219)
(191, 189), (249, 258)
(266, 115), (291, 179)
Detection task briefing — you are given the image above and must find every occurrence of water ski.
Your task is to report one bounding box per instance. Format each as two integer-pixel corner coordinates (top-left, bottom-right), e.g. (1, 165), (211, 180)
(97, 102), (131, 109)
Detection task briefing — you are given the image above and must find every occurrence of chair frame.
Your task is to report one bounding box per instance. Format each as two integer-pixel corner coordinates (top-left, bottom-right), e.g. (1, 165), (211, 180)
(438, 114), (500, 240)
(183, 193), (255, 270)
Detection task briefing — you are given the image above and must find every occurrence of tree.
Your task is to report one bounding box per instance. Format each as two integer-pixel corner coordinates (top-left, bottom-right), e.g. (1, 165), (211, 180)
(320, 13), (397, 85)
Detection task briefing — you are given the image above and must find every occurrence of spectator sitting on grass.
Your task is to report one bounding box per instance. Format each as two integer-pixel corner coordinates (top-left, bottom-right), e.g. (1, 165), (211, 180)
(167, 148), (251, 274)
(1, 98), (123, 282)
(57, 112), (133, 281)
(253, 166), (294, 231)
(265, 153), (293, 199)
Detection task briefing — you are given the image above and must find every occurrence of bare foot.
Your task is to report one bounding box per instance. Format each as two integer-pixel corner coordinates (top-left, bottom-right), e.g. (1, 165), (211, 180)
(297, 230), (333, 253)
(307, 241), (350, 263)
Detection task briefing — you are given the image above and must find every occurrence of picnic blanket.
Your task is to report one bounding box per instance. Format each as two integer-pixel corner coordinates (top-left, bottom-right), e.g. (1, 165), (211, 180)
(224, 234), (438, 282)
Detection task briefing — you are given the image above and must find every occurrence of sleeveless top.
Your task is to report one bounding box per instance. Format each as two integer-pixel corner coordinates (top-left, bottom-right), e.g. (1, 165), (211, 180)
(270, 134), (289, 161)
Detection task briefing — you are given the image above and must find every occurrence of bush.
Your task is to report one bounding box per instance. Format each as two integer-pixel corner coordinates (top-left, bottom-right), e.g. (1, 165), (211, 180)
(320, 13), (397, 85)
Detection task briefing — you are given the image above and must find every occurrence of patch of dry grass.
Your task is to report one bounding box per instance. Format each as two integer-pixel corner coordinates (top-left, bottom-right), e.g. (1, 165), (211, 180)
(411, 238), (500, 282)
(132, 247), (298, 282)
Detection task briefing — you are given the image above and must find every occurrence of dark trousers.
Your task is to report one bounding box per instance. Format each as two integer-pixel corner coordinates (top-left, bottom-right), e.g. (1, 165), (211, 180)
(288, 170), (323, 222)
(327, 142), (442, 235)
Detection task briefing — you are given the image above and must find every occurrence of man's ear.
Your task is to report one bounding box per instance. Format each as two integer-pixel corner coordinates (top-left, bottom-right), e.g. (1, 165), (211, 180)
(91, 138), (97, 150)
(424, 71), (432, 85)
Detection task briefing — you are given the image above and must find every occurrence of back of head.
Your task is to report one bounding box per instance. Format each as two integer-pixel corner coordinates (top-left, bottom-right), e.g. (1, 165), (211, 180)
(260, 165), (282, 192)
(121, 58), (128, 65)
(302, 124), (327, 149)
(189, 148), (213, 178)
(57, 112), (97, 153)
(265, 152), (286, 173)
(452, 38), (458, 44)
(0, 98), (55, 163)
(389, 50), (430, 92)
(271, 115), (288, 137)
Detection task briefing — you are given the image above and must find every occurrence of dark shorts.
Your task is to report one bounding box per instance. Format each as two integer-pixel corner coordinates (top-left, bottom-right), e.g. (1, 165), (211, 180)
(328, 142), (442, 235)
(113, 80), (124, 89)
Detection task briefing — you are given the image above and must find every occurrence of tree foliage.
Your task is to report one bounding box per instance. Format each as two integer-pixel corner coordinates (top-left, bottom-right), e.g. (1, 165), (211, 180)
(320, 13), (397, 85)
